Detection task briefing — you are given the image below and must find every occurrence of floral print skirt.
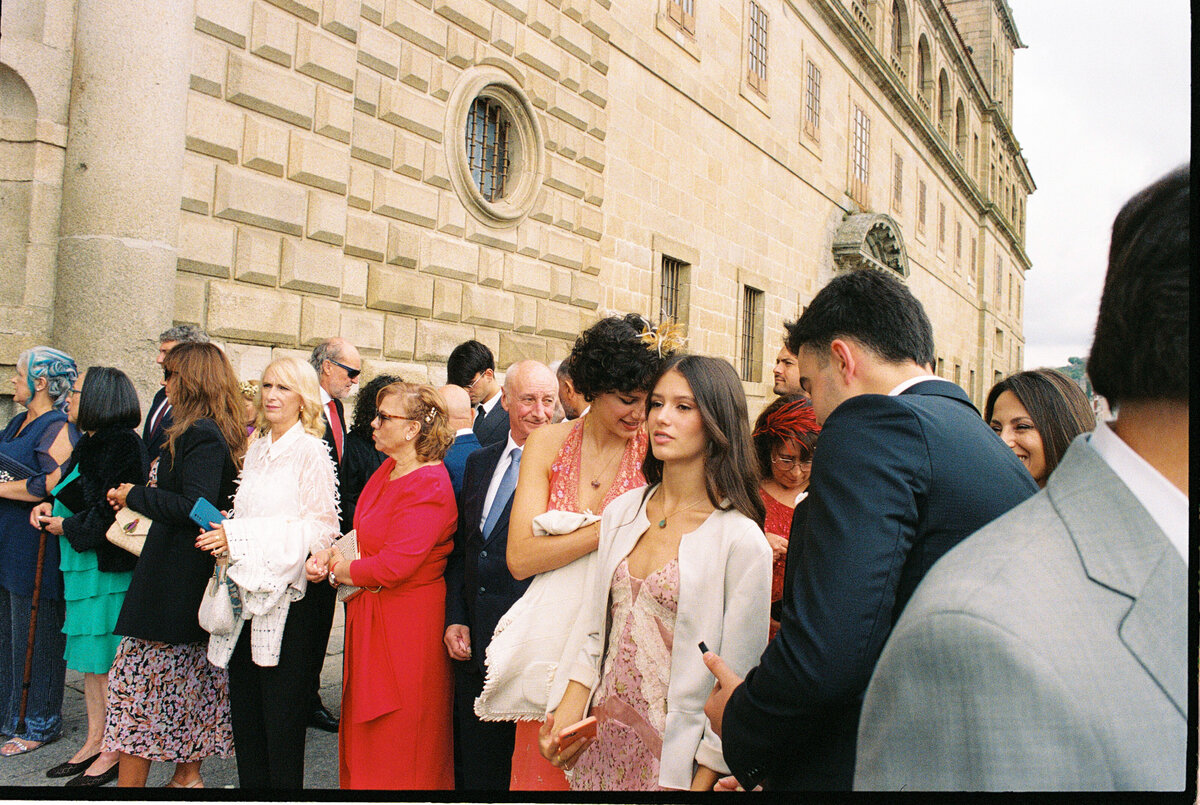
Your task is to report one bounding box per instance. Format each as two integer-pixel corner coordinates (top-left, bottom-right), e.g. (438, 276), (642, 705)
(103, 636), (233, 762)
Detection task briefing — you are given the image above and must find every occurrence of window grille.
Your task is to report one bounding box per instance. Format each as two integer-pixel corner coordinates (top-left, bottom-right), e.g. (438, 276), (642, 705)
(954, 220), (962, 272)
(747, 2), (768, 94)
(667, 0), (696, 35)
(917, 179), (927, 232)
(892, 153), (903, 211)
(466, 97), (509, 202)
(968, 236), (977, 284)
(937, 201), (946, 248)
(740, 286), (764, 382)
(661, 257), (685, 321)
(994, 256), (1003, 305)
(803, 60), (821, 137)
(851, 106), (870, 204)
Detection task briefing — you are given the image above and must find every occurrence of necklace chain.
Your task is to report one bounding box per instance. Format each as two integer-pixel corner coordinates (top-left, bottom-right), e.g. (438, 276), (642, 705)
(587, 427), (624, 489)
(655, 492), (708, 528)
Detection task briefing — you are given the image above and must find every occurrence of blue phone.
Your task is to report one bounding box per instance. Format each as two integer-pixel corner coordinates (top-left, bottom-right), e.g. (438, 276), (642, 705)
(189, 497), (226, 531)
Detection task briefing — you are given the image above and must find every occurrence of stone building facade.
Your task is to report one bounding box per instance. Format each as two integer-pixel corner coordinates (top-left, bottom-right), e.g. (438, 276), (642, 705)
(1, 0), (1032, 418)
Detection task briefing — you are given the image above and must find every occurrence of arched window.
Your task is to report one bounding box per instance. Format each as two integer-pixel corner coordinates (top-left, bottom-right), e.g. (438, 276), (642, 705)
(891, 0), (906, 61)
(954, 100), (967, 156)
(916, 35), (932, 110)
(937, 69), (951, 133)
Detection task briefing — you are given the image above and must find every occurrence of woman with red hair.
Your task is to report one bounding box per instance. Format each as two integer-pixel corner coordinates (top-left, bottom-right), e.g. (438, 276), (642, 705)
(751, 394), (820, 639)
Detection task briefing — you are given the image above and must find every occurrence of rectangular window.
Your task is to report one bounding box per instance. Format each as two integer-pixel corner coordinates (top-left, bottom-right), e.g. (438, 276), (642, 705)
(892, 153), (904, 211)
(1008, 272), (1015, 313)
(803, 60), (821, 138)
(666, 0), (696, 35)
(994, 256), (1003, 305)
(995, 327), (1004, 353)
(851, 105), (870, 204)
(968, 236), (977, 284)
(954, 221), (963, 273)
(917, 179), (927, 233)
(1016, 283), (1022, 320)
(660, 256), (689, 323)
(936, 357), (945, 377)
(937, 201), (946, 248)
(969, 369), (976, 399)
(740, 285), (765, 382)
(954, 363), (962, 385)
(747, 2), (768, 95)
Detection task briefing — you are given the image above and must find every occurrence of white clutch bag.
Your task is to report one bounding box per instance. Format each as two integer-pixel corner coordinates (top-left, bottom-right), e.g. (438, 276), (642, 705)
(332, 530), (380, 602)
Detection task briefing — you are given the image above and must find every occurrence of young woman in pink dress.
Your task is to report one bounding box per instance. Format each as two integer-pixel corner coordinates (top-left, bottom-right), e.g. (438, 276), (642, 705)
(539, 355), (771, 790)
(307, 383), (457, 790)
(750, 394), (820, 638)
(503, 314), (671, 790)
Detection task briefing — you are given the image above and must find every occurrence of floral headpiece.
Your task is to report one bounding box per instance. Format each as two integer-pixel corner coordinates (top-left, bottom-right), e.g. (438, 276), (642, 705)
(637, 319), (687, 358)
(240, 379), (260, 400)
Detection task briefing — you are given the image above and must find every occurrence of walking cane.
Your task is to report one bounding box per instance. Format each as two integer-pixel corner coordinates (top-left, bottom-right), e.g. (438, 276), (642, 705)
(16, 525), (50, 736)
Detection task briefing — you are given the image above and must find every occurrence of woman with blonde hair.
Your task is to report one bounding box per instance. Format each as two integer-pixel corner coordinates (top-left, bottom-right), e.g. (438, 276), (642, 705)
(104, 342), (246, 788)
(307, 383), (457, 789)
(195, 356), (339, 788)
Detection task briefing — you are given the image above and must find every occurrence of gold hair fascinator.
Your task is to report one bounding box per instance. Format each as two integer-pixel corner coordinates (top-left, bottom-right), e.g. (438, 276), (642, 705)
(240, 379), (260, 399)
(638, 320), (687, 358)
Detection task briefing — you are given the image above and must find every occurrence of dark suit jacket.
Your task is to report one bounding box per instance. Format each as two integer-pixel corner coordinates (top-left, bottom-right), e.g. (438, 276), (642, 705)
(444, 441), (531, 676)
(472, 396), (509, 448)
(142, 386), (172, 461)
(722, 380), (1038, 790)
(117, 418), (239, 644)
(443, 431), (481, 497)
(339, 430), (384, 533)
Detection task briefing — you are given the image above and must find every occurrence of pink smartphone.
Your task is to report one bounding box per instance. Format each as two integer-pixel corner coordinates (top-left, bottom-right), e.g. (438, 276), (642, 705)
(558, 715), (598, 750)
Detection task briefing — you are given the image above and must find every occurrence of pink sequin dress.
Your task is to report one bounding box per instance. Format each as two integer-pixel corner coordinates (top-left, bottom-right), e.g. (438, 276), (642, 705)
(571, 557), (680, 791)
(509, 417), (649, 791)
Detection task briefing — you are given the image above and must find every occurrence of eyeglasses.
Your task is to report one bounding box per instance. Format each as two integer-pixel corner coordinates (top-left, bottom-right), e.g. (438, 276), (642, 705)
(372, 411), (413, 424)
(327, 358), (361, 380)
(771, 454), (813, 470)
(464, 371), (489, 391)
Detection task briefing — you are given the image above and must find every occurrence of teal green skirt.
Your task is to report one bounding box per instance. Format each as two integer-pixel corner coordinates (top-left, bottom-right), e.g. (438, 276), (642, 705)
(56, 514), (132, 675)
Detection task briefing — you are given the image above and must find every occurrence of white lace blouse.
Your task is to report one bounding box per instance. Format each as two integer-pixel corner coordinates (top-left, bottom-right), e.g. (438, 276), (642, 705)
(206, 421), (340, 668)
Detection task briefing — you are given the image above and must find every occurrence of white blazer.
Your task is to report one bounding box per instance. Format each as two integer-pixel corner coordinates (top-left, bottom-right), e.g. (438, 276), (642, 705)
(548, 485), (771, 790)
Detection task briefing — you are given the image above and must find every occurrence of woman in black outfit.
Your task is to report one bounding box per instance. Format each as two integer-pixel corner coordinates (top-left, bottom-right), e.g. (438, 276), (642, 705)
(31, 367), (148, 787)
(336, 374), (400, 534)
(103, 342), (248, 788)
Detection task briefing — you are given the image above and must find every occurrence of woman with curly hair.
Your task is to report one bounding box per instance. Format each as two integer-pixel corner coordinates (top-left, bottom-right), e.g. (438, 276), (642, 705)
(307, 383), (458, 789)
(496, 313), (675, 790)
(985, 368), (1095, 488)
(0, 347), (79, 757)
(104, 342), (246, 788)
(194, 356), (340, 788)
(751, 394), (820, 638)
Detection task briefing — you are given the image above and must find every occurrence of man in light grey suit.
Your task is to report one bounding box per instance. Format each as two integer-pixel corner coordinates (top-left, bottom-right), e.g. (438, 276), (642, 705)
(854, 165), (1189, 791)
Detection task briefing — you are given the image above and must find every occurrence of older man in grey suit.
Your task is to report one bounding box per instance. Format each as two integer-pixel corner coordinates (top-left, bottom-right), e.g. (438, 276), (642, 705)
(854, 165), (1189, 791)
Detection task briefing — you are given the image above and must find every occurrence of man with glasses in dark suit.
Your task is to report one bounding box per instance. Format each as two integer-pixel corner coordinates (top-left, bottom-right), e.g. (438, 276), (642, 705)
(304, 337), (361, 733)
(447, 340), (509, 447)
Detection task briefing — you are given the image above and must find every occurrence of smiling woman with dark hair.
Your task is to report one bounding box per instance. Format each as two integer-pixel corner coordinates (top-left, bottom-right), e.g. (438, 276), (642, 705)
(985, 368), (1095, 488)
(30, 366), (147, 786)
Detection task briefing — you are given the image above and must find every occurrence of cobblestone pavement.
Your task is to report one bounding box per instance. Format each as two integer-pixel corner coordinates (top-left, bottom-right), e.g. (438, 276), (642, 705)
(0, 607), (344, 792)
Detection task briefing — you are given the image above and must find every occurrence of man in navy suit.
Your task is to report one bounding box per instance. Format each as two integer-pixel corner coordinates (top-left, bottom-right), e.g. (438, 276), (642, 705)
(439, 383), (480, 496)
(447, 340), (509, 447)
(142, 324), (209, 460)
(703, 269), (1038, 790)
(444, 360), (558, 790)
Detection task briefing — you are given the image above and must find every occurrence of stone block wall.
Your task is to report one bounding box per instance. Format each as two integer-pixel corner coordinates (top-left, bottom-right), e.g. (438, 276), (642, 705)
(177, 0), (614, 384)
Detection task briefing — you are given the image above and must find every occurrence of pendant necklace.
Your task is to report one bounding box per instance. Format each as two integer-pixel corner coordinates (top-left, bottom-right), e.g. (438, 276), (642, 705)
(656, 493), (708, 528)
(588, 432), (624, 489)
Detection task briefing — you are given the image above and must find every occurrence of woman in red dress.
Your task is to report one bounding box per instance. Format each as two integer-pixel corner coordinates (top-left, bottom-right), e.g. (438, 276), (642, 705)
(307, 383), (457, 789)
(751, 394), (820, 639)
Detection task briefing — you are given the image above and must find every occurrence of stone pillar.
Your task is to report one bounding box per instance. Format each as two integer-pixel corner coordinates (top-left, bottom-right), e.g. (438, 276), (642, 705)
(54, 0), (191, 404)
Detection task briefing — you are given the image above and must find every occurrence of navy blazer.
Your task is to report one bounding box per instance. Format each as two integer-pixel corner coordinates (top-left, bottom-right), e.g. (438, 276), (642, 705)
(443, 431), (481, 497)
(444, 440), (531, 676)
(472, 396), (510, 448)
(142, 386), (172, 461)
(721, 380), (1038, 790)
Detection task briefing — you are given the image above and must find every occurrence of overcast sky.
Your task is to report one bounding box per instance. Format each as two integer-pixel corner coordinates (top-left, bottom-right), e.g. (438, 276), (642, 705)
(1009, 1), (1191, 369)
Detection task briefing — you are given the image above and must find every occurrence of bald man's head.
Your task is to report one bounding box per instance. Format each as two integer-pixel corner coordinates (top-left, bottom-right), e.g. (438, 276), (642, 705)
(501, 361), (559, 445)
(438, 383), (474, 431)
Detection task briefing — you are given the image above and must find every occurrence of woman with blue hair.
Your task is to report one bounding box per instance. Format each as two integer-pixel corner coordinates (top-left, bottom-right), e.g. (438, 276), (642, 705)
(0, 346), (80, 756)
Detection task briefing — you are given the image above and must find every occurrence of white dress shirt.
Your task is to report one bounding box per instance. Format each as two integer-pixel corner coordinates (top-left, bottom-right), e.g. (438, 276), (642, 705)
(1089, 419), (1188, 565)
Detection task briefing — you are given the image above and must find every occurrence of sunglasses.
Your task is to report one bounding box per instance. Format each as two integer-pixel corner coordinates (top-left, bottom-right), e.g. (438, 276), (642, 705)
(163, 368), (175, 381)
(327, 358), (361, 380)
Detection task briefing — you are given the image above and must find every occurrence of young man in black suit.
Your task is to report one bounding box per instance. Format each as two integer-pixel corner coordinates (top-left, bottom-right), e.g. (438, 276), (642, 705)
(447, 340), (509, 447)
(703, 269), (1038, 790)
(443, 360), (558, 790)
(141, 324), (208, 459)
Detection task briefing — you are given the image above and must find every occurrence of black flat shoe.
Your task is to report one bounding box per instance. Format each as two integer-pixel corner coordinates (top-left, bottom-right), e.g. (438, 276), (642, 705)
(65, 764), (119, 787)
(308, 704), (340, 733)
(46, 752), (101, 779)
